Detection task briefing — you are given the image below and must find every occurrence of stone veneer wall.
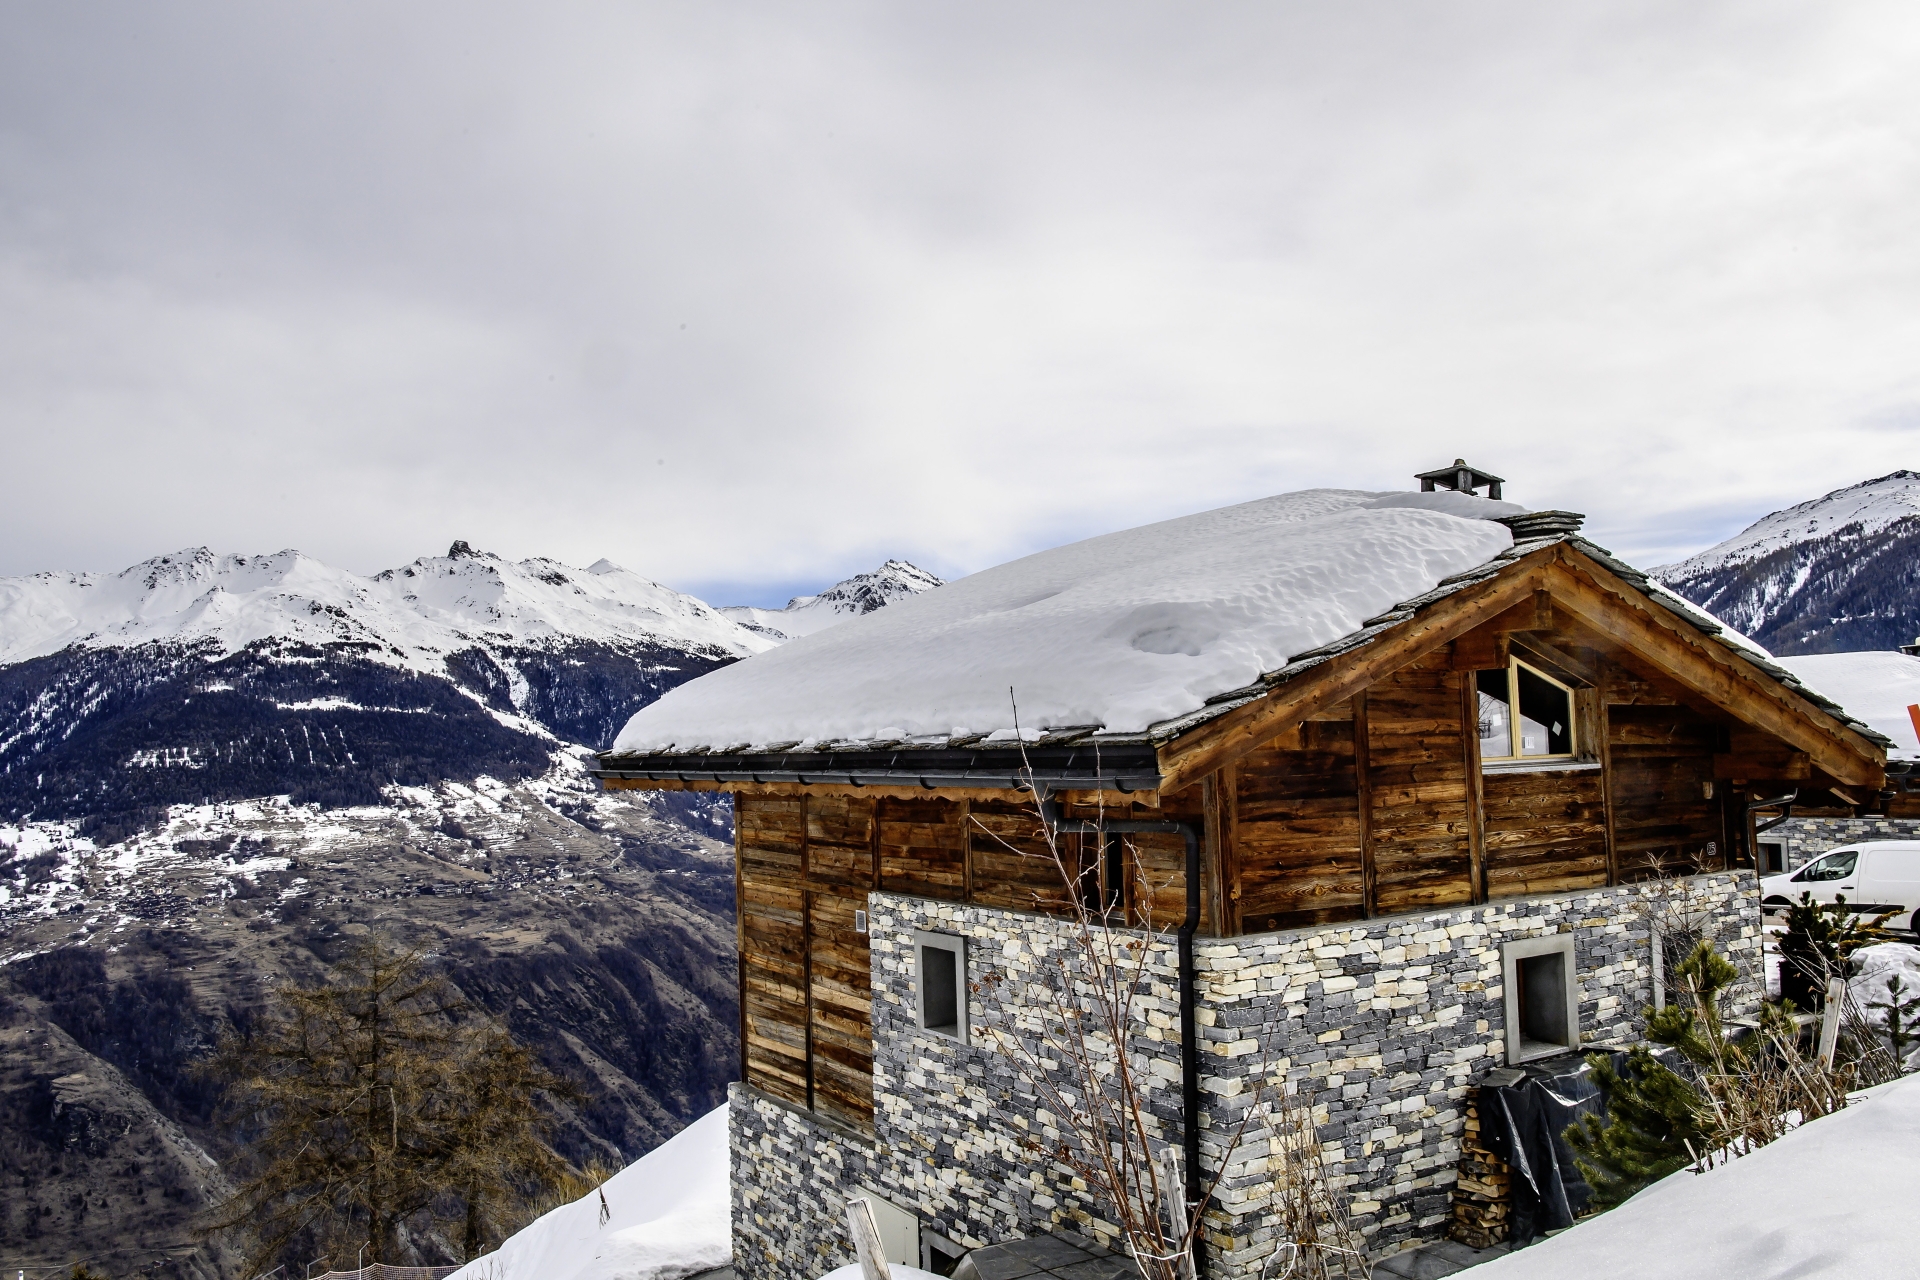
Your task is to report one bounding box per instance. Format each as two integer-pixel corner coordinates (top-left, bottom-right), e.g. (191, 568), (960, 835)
(728, 874), (1760, 1280)
(1190, 872), (1759, 1272)
(1773, 816), (1920, 870)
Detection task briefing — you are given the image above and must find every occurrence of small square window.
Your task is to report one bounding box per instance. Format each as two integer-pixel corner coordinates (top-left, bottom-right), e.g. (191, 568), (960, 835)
(1502, 935), (1581, 1064)
(914, 931), (967, 1042)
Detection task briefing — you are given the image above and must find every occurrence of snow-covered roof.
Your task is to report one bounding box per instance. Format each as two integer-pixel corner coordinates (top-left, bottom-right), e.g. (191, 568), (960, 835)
(1774, 651), (1920, 761)
(611, 488), (1524, 752)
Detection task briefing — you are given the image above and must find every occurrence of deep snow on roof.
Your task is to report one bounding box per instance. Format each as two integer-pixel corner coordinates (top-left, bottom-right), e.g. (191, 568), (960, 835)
(611, 488), (1520, 752)
(1774, 651), (1920, 760)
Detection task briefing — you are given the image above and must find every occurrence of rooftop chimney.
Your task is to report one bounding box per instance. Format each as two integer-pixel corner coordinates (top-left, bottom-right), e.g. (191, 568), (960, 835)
(1414, 460), (1585, 539)
(1415, 458), (1504, 500)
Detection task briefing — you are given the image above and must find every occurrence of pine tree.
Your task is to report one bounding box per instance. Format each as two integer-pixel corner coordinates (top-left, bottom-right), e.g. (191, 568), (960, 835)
(1778, 892), (1891, 1008)
(206, 940), (582, 1273)
(1566, 941), (1738, 1210)
(1565, 1045), (1705, 1211)
(1869, 972), (1920, 1065)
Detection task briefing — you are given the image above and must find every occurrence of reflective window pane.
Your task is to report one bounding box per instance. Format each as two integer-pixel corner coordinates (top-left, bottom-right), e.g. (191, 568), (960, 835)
(1516, 665), (1573, 756)
(1797, 850), (1858, 882)
(1477, 668), (1512, 759)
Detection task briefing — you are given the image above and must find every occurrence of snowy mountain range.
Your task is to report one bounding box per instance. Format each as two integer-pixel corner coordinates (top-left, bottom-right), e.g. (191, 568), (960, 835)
(1654, 471), (1920, 655)
(0, 543), (940, 828)
(718, 559), (945, 639)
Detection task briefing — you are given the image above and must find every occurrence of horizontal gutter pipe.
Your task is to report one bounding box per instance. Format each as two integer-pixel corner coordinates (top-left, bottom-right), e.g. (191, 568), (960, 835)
(592, 767), (1160, 792)
(1038, 794), (1206, 1280)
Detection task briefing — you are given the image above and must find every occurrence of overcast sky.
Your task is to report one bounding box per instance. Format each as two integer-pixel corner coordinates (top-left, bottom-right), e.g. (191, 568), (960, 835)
(3, 2), (1917, 605)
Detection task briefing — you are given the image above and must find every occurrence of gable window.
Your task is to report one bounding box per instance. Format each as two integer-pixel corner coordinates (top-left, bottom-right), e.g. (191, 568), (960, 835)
(914, 931), (967, 1042)
(1477, 659), (1575, 762)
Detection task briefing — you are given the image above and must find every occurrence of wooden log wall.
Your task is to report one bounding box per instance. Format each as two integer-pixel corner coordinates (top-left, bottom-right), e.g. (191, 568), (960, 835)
(1480, 768), (1609, 897)
(1607, 703), (1730, 880)
(1365, 653), (1476, 915)
(1231, 715), (1364, 932)
(734, 789), (1205, 1125)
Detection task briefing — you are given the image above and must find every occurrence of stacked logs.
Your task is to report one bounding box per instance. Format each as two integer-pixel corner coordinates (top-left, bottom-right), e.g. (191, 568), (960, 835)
(1448, 1087), (1512, 1248)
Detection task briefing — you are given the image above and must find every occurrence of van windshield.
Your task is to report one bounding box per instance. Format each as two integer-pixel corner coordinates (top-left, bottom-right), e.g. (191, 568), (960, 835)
(1794, 850), (1858, 882)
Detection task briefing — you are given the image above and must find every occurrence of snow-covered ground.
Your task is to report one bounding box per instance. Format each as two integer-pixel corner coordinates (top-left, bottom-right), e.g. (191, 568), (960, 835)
(448, 1104), (730, 1280)
(613, 488), (1521, 750)
(1653, 470), (1920, 579)
(1469, 1072), (1920, 1278)
(1774, 650), (1920, 759)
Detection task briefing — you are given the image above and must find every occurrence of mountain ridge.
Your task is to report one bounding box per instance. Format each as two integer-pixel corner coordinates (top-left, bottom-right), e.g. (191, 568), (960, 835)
(1653, 470), (1920, 655)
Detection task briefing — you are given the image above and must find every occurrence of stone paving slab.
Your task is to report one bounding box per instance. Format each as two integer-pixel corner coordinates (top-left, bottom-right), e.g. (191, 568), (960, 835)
(1373, 1239), (1512, 1278)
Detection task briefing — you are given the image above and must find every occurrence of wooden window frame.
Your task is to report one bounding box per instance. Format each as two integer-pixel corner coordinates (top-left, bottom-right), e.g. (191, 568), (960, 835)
(1479, 657), (1579, 766)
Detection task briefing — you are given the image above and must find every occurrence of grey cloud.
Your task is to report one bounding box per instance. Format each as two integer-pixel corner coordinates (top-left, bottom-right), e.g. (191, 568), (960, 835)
(2, 1), (1917, 597)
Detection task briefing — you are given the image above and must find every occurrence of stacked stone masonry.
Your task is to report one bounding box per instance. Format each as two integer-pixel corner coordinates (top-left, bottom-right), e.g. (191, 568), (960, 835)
(1774, 816), (1920, 871)
(729, 873), (1760, 1280)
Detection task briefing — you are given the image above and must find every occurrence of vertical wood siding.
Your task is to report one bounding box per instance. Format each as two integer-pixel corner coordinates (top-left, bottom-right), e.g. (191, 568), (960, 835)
(1366, 655), (1476, 913)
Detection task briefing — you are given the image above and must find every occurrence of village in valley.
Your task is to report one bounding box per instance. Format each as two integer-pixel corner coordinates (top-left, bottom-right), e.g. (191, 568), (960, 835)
(5, 7), (1920, 1280)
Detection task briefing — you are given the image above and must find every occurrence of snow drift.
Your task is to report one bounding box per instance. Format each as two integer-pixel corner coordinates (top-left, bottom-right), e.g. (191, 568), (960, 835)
(612, 488), (1520, 751)
(447, 1104), (730, 1280)
(1468, 1071), (1920, 1279)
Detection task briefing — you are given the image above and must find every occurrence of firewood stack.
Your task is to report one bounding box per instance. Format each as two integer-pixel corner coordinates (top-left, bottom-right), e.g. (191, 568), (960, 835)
(1448, 1087), (1512, 1248)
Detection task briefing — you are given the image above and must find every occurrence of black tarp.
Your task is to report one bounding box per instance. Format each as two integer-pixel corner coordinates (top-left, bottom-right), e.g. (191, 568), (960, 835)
(1475, 1055), (1609, 1246)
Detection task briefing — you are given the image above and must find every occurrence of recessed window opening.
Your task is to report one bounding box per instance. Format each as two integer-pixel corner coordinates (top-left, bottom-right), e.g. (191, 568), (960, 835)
(915, 931), (966, 1042)
(1502, 936), (1581, 1065)
(922, 1231), (966, 1276)
(1757, 842), (1785, 875)
(1479, 659), (1576, 763)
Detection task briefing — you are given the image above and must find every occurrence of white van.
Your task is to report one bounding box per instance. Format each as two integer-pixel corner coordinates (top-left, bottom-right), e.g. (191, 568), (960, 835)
(1760, 841), (1920, 931)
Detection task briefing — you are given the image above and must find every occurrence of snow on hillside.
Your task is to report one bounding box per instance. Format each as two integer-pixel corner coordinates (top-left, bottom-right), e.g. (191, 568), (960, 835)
(0, 543), (774, 669)
(1774, 651), (1920, 760)
(613, 488), (1519, 750)
(720, 560), (944, 640)
(448, 1104), (730, 1280)
(1655, 471), (1920, 579)
(1470, 1071), (1920, 1279)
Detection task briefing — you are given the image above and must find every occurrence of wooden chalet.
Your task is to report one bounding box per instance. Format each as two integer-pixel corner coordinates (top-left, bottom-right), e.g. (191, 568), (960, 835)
(593, 472), (1890, 1272)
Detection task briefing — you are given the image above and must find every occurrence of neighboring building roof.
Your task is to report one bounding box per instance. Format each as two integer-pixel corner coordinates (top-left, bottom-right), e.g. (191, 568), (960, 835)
(601, 487), (1895, 774)
(1774, 651), (1920, 761)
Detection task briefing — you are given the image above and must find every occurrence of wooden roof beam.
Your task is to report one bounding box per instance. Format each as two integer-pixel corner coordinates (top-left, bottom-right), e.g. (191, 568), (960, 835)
(1155, 562), (1549, 793)
(1541, 550), (1884, 790)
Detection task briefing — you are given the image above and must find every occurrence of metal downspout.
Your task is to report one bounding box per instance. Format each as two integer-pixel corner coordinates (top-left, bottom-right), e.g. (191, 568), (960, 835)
(1040, 796), (1207, 1280)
